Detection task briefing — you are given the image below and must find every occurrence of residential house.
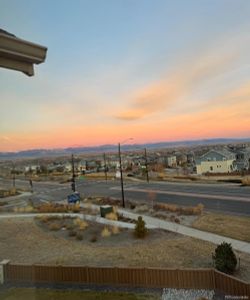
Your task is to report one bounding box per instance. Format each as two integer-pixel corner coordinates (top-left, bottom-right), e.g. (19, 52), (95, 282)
(195, 149), (236, 175)
(234, 148), (250, 171)
(166, 155), (177, 168)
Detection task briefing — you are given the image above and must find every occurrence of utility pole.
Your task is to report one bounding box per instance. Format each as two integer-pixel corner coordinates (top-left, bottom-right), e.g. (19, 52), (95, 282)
(144, 148), (149, 183)
(118, 143), (125, 208)
(12, 163), (16, 189)
(71, 154), (76, 192)
(103, 153), (108, 183)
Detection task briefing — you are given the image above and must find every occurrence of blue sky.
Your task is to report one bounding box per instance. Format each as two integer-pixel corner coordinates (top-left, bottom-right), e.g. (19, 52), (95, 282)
(0, 0), (250, 151)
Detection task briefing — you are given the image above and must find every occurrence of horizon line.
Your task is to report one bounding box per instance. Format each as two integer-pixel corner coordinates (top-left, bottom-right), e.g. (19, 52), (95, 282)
(1, 136), (250, 154)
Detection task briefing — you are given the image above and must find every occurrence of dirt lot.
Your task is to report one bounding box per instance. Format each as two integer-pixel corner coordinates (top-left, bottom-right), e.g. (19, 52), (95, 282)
(0, 217), (250, 282)
(192, 213), (250, 242)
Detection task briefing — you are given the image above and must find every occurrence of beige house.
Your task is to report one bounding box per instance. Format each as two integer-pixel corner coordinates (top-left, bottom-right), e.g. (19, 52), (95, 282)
(196, 149), (236, 175)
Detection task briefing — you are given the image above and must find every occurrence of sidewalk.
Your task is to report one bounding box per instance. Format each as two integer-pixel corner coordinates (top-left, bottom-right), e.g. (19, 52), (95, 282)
(81, 203), (250, 255)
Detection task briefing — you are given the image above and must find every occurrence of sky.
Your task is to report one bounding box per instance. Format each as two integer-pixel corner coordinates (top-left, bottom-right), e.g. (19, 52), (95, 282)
(0, 0), (250, 152)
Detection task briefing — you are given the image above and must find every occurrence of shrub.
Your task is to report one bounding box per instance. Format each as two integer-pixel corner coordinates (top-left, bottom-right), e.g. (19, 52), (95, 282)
(68, 230), (77, 237)
(105, 212), (118, 221)
(78, 220), (88, 230)
(212, 242), (237, 274)
(76, 233), (83, 240)
(66, 224), (74, 230)
(174, 217), (180, 224)
(73, 218), (88, 230)
(39, 215), (49, 223)
(71, 204), (80, 213)
(101, 227), (111, 237)
(49, 223), (61, 231)
(130, 203), (136, 210)
(242, 176), (250, 186)
(24, 205), (34, 213)
(134, 216), (147, 238)
(111, 226), (120, 235)
(90, 235), (97, 243)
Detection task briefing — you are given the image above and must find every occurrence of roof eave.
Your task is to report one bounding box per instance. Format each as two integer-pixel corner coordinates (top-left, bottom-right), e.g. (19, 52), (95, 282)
(0, 32), (47, 76)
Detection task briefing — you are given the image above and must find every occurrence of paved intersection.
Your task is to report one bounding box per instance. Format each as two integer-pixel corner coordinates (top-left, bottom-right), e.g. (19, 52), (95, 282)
(0, 178), (250, 215)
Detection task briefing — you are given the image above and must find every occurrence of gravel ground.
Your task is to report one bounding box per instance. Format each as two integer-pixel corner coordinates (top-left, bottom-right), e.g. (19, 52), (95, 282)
(161, 288), (223, 300)
(0, 217), (250, 283)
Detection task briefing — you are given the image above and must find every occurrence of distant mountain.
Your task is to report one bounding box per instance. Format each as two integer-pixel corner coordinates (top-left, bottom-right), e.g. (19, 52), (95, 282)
(0, 137), (250, 160)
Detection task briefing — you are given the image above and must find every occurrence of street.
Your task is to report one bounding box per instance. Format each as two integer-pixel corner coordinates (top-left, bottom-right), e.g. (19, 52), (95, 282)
(1, 178), (250, 215)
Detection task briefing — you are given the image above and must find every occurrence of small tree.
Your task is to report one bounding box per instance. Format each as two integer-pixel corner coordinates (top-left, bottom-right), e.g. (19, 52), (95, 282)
(134, 216), (147, 238)
(212, 242), (237, 274)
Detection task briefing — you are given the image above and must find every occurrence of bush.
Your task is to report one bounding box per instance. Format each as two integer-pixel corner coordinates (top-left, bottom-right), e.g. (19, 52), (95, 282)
(111, 226), (120, 235)
(76, 233), (83, 240)
(73, 218), (88, 230)
(49, 223), (61, 231)
(212, 242), (237, 274)
(105, 212), (118, 221)
(68, 230), (77, 237)
(66, 224), (74, 230)
(242, 176), (250, 186)
(101, 227), (111, 237)
(134, 216), (147, 238)
(90, 235), (97, 243)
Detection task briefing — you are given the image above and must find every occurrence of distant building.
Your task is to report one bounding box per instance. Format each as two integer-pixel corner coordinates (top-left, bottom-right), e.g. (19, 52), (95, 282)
(175, 153), (188, 166)
(234, 148), (250, 171)
(195, 149), (236, 175)
(24, 164), (40, 173)
(166, 155), (177, 168)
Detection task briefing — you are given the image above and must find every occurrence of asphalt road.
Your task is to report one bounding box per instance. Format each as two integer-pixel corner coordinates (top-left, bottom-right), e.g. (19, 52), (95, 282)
(1, 178), (250, 215)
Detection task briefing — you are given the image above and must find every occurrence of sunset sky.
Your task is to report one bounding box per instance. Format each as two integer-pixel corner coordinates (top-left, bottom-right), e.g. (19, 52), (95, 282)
(0, 0), (250, 152)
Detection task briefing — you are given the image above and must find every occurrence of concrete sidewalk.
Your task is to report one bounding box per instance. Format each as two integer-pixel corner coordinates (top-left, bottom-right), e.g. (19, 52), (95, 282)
(81, 203), (250, 255)
(118, 208), (250, 255)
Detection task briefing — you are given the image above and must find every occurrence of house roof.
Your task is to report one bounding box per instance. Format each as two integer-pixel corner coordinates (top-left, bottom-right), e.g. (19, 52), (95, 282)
(0, 29), (16, 37)
(0, 28), (47, 76)
(195, 149), (236, 164)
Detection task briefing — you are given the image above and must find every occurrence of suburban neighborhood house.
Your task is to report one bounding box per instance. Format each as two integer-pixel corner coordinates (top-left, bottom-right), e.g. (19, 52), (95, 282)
(195, 149), (237, 175)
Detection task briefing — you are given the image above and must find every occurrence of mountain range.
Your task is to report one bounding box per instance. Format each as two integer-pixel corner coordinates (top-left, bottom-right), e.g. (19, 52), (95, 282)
(0, 137), (250, 160)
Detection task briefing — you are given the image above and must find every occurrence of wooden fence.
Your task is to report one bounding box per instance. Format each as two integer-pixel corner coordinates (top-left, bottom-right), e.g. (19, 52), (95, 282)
(3, 264), (250, 296)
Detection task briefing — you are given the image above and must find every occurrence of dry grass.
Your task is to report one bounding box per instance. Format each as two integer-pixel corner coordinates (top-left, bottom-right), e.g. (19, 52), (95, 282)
(101, 227), (111, 237)
(242, 176), (250, 186)
(35, 203), (81, 214)
(73, 218), (88, 230)
(154, 202), (204, 215)
(192, 213), (250, 242)
(111, 226), (120, 235)
(48, 223), (62, 231)
(85, 172), (114, 178)
(13, 205), (35, 213)
(105, 212), (118, 221)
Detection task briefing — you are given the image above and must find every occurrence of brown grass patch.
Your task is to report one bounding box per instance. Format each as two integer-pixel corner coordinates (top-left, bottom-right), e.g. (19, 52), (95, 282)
(48, 223), (62, 231)
(101, 227), (111, 237)
(192, 213), (250, 242)
(105, 212), (118, 221)
(242, 176), (250, 186)
(154, 202), (204, 215)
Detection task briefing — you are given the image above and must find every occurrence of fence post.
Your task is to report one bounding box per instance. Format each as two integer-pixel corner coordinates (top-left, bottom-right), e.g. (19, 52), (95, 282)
(212, 268), (216, 290)
(0, 260), (10, 284)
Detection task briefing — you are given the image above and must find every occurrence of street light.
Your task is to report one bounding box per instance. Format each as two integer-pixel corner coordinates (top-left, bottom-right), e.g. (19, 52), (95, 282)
(103, 153), (108, 183)
(118, 138), (133, 208)
(144, 148), (149, 183)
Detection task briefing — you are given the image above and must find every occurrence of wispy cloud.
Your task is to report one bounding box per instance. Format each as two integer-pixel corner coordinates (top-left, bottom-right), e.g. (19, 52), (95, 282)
(114, 36), (247, 121)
